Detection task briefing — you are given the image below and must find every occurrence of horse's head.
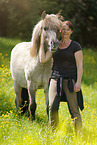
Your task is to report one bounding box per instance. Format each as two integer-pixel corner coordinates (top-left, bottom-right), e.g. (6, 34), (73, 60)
(41, 12), (62, 52)
(41, 27), (59, 52)
(30, 11), (63, 57)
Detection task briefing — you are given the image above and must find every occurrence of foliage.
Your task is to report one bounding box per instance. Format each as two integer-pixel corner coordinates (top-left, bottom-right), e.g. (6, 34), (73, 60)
(0, 0), (97, 46)
(0, 37), (97, 144)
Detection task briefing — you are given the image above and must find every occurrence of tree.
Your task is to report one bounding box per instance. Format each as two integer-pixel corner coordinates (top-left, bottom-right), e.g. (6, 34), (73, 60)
(0, 0), (97, 46)
(0, 0), (9, 36)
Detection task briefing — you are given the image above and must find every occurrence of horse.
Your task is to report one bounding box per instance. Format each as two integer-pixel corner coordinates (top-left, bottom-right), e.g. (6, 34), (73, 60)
(10, 12), (62, 120)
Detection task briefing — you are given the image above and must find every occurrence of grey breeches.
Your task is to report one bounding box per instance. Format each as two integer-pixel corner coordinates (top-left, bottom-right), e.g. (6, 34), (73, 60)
(49, 79), (82, 131)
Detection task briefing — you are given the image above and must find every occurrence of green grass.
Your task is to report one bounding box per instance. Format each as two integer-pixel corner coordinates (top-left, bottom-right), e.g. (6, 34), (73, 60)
(0, 37), (97, 145)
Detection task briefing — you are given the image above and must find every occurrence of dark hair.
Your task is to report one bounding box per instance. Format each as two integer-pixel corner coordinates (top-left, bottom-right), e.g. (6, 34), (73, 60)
(62, 21), (74, 31)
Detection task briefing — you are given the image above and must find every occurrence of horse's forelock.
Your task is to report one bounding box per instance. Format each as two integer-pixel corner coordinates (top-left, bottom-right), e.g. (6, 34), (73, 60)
(44, 14), (62, 32)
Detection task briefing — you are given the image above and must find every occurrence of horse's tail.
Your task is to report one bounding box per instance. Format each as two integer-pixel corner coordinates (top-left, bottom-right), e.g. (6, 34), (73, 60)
(30, 20), (43, 57)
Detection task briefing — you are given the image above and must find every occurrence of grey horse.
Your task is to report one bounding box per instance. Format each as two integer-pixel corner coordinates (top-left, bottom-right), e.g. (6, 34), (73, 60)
(10, 12), (62, 120)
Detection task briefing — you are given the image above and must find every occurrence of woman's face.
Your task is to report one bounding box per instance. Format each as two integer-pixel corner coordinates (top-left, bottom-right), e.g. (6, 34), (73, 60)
(61, 24), (73, 39)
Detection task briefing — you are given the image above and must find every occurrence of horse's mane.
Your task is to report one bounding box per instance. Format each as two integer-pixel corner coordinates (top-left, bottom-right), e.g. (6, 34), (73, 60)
(30, 13), (62, 57)
(30, 20), (43, 57)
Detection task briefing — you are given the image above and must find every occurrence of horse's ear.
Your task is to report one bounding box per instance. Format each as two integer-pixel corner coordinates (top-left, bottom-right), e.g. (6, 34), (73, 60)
(41, 11), (46, 20)
(56, 10), (64, 20)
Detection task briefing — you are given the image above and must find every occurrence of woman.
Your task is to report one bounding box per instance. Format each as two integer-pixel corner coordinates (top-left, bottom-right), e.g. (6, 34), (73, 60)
(39, 21), (84, 133)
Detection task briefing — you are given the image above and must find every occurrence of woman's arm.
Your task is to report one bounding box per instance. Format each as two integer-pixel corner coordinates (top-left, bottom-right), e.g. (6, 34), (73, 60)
(39, 30), (52, 63)
(74, 50), (83, 92)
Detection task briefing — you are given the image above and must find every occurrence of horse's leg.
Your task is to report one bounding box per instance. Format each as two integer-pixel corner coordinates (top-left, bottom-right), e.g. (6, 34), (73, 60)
(27, 84), (37, 121)
(14, 82), (22, 111)
(21, 88), (29, 114)
(44, 89), (49, 119)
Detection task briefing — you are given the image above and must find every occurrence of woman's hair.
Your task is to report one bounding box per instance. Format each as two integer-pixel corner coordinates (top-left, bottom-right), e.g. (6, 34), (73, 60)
(62, 21), (74, 31)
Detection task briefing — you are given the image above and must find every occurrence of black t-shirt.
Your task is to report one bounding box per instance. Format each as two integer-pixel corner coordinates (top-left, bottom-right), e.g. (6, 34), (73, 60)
(52, 40), (82, 78)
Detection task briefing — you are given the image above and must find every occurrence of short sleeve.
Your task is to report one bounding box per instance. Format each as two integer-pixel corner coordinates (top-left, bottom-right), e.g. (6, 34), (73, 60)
(73, 41), (82, 53)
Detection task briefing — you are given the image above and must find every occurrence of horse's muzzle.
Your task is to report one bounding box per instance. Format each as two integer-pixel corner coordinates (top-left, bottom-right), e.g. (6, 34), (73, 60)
(50, 41), (59, 49)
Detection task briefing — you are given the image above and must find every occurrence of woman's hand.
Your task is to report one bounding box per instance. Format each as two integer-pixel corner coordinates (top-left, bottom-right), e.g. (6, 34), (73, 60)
(51, 47), (57, 53)
(74, 82), (81, 92)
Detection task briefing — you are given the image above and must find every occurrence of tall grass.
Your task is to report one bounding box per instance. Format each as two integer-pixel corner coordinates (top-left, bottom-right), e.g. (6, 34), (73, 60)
(0, 37), (97, 145)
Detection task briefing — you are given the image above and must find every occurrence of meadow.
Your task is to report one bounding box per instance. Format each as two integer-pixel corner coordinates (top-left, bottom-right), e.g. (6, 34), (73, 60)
(0, 37), (97, 145)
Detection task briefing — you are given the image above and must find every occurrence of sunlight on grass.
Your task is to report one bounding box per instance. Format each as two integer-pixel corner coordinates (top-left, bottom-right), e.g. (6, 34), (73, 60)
(0, 37), (97, 144)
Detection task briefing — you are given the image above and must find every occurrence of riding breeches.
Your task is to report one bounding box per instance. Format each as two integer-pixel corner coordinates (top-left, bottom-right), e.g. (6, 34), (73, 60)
(49, 78), (82, 131)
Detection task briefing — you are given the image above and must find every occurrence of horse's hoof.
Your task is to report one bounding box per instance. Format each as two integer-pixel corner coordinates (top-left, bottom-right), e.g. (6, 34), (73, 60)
(30, 115), (35, 121)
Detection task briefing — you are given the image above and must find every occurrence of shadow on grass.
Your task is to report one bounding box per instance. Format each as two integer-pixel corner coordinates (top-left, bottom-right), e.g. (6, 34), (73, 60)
(82, 49), (97, 86)
(82, 71), (97, 86)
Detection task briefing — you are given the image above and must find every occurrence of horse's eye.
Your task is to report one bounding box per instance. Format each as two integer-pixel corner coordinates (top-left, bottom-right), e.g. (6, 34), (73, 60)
(44, 27), (47, 31)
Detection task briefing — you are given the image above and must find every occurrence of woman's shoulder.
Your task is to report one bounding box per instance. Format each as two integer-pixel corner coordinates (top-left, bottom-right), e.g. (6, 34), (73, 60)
(71, 40), (82, 52)
(72, 40), (81, 47)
